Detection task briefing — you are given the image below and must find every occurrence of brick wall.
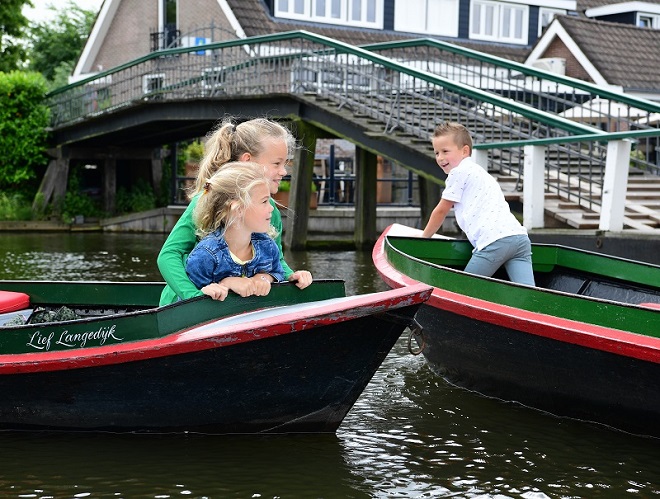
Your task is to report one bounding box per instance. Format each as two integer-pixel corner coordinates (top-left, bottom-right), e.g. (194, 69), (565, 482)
(542, 37), (593, 82)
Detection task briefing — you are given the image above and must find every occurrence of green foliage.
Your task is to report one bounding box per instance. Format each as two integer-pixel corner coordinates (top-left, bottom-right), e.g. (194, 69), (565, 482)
(115, 179), (156, 215)
(0, 0), (31, 72)
(0, 71), (49, 196)
(27, 2), (96, 83)
(60, 171), (102, 222)
(630, 148), (646, 168)
(183, 140), (204, 164)
(0, 192), (32, 221)
(278, 179), (317, 192)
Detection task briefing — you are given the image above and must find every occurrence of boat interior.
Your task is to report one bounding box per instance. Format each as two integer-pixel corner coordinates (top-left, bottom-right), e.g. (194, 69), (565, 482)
(388, 236), (660, 308)
(533, 268), (660, 305)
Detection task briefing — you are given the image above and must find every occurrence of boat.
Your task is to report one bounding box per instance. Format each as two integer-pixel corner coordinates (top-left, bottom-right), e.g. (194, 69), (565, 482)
(0, 278), (432, 434)
(372, 223), (660, 438)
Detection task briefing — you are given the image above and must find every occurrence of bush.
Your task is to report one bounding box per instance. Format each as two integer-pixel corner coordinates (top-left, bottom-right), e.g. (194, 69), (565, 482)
(0, 192), (33, 221)
(0, 71), (49, 198)
(60, 173), (102, 222)
(115, 179), (156, 215)
(278, 179), (317, 192)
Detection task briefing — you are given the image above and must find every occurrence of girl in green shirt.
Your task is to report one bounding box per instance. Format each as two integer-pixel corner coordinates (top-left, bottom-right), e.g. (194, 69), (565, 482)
(157, 118), (313, 305)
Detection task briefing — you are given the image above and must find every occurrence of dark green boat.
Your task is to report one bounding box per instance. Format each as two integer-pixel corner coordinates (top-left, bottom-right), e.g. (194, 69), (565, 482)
(373, 224), (660, 438)
(0, 278), (431, 434)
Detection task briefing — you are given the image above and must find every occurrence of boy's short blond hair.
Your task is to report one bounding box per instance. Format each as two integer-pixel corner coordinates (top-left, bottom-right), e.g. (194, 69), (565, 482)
(433, 122), (473, 154)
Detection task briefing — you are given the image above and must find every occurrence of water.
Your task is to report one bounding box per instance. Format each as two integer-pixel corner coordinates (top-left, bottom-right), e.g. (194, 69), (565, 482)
(0, 232), (658, 498)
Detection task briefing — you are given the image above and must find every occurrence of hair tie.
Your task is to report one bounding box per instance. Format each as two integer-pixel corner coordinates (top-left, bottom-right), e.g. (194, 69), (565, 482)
(203, 181), (211, 193)
(231, 124), (237, 134)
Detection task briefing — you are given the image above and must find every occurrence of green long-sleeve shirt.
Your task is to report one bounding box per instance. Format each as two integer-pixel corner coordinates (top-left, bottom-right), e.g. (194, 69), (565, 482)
(157, 195), (293, 305)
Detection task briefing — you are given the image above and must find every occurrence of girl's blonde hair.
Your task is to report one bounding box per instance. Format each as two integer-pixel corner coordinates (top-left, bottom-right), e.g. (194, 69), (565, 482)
(191, 117), (296, 198)
(192, 161), (277, 239)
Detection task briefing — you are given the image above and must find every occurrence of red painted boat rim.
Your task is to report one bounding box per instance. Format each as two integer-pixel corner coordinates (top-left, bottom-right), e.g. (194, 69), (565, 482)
(0, 284), (432, 374)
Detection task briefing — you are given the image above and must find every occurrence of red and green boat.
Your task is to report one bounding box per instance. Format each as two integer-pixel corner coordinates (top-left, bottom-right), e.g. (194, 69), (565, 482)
(0, 278), (431, 434)
(373, 224), (660, 438)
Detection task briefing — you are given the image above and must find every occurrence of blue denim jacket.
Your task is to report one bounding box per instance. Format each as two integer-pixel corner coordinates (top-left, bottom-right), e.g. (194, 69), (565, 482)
(185, 231), (284, 289)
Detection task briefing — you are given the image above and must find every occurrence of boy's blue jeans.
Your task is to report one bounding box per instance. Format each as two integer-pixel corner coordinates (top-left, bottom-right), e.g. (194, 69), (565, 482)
(464, 234), (536, 286)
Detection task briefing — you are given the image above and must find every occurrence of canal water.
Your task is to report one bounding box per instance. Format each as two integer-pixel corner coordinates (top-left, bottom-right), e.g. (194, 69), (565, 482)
(0, 232), (658, 498)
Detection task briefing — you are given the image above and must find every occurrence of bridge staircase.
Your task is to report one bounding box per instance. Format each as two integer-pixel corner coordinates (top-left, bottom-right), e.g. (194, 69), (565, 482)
(300, 89), (660, 231)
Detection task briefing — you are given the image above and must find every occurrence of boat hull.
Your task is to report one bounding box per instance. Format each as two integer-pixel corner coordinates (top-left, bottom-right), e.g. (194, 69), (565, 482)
(0, 279), (432, 433)
(416, 303), (660, 437)
(0, 307), (411, 433)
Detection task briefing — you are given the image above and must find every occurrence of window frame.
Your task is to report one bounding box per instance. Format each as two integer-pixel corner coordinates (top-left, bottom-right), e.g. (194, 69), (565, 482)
(469, 0), (529, 45)
(637, 13), (659, 28)
(538, 7), (565, 36)
(275, 0), (383, 28)
(394, 0), (459, 37)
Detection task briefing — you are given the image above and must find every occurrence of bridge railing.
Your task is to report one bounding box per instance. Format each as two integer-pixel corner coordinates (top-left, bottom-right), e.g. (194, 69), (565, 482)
(47, 31), (660, 224)
(363, 38), (660, 176)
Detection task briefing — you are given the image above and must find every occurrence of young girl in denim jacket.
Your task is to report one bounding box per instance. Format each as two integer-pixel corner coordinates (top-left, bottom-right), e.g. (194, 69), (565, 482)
(185, 162), (285, 301)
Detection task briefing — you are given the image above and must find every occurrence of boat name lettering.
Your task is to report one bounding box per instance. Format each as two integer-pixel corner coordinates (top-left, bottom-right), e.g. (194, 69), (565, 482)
(26, 325), (123, 351)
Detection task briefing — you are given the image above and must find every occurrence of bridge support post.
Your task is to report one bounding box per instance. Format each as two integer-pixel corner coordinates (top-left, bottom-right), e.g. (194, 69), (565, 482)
(599, 139), (632, 232)
(285, 121), (318, 250)
(354, 146), (377, 249)
(32, 147), (70, 217)
(418, 176), (441, 230)
(523, 145), (546, 229)
(103, 155), (117, 214)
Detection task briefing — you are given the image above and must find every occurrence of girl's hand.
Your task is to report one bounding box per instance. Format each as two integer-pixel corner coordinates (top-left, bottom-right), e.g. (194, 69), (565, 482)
(288, 270), (313, 289)
(220, 276), (255, 297)
(201, 283), (229, 301)
(251, 274), (272, 296)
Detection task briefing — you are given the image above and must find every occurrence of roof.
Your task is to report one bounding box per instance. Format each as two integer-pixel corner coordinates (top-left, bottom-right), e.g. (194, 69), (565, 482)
(224, 0), (529, 61)
(576, 0), (660, 13)
(557, 14), (660, 91)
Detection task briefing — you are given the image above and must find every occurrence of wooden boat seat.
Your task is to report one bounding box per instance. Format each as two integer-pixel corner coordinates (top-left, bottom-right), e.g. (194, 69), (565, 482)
(0, 291), (29, 313)
(537, 270), (660, 305)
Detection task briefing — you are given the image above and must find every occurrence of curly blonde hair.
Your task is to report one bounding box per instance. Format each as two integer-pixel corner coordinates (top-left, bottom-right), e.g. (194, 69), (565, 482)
(192, 161), (278, 239)
(190, 117), (296, 198)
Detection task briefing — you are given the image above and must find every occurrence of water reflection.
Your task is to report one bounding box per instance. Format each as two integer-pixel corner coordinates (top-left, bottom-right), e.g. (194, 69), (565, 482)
(0, 232), (167, 281)
(0, 431), (367, 498)
(0, 232), (658, 498)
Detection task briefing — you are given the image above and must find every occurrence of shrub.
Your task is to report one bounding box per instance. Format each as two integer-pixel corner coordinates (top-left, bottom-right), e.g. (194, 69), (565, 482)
(0, 71), (50, 198)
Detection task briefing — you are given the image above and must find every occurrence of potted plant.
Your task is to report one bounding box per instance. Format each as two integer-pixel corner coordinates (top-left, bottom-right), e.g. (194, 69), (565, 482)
(273, 179), (318, 209)
(183, 140), (204, 178)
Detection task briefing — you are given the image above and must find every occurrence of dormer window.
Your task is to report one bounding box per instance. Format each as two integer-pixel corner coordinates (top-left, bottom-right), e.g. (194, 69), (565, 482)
(638, 14), (659, 28)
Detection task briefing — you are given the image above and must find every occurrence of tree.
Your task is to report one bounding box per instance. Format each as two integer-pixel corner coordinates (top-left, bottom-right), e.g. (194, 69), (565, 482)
(27, 2), (95, 87)
(0, 0), (32, 72)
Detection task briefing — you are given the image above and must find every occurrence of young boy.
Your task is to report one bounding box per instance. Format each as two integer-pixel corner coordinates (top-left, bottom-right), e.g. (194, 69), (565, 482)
(422, 122), (535, 286)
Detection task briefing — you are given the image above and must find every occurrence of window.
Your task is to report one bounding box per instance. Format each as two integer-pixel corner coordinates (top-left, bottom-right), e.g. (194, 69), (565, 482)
(638, 14), (659, 28)
(539, 8), (564, 36)
(276, 0), (309, 19)
(470, 0), (528, 44)
(276, 0), (383, 28)
(394, 0), (459, 37)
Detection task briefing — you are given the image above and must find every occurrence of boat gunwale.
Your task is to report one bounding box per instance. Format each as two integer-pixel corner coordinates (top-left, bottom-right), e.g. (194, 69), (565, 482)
(0, 283), (432, 374)
(373, 225), (660, 364)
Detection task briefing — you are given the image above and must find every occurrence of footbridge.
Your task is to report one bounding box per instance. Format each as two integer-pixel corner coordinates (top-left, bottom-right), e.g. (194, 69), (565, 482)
(43, 31), (660, 247)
